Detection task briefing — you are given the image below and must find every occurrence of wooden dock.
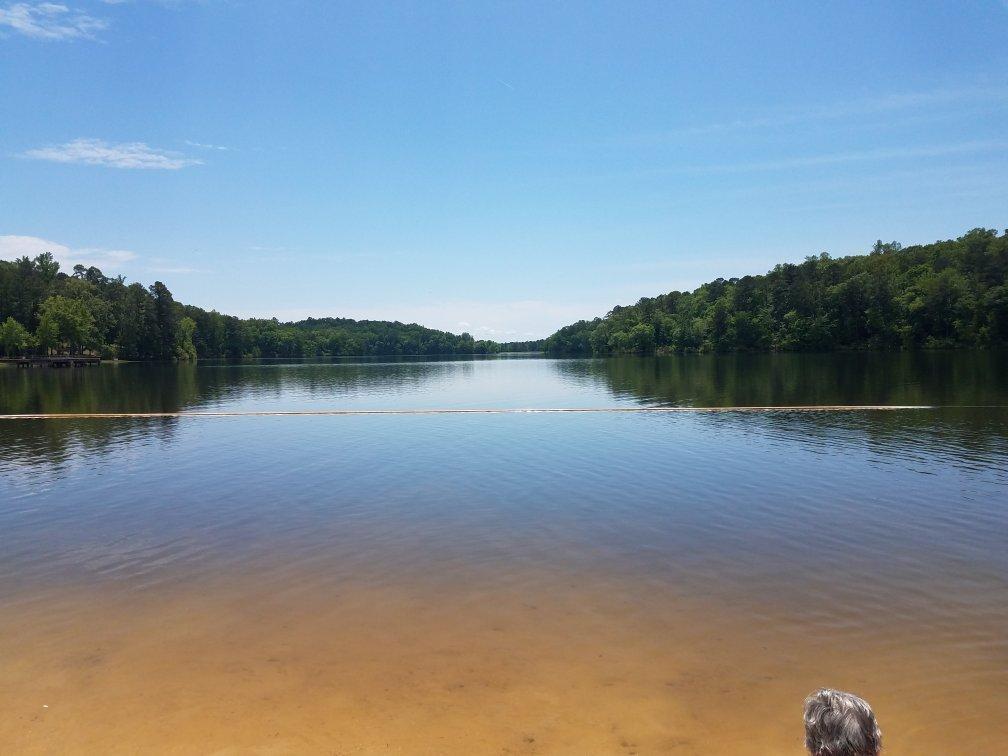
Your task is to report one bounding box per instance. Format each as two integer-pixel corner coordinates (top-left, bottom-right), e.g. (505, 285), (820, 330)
(0, 356), (101, 368)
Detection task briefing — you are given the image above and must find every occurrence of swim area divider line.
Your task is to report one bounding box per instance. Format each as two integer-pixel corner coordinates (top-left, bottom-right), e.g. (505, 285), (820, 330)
(0, 405), (944, 419)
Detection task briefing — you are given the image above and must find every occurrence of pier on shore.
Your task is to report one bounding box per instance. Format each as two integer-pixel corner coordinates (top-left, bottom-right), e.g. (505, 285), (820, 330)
(0, 356), (101, 368)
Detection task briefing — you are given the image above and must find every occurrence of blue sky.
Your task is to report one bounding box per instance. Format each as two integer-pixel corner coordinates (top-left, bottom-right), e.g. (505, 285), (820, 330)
(2, 1), (1007, 339)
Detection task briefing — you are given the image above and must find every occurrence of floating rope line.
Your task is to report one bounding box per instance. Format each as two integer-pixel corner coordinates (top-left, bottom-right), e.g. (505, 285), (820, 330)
(0, 405), (941, 419)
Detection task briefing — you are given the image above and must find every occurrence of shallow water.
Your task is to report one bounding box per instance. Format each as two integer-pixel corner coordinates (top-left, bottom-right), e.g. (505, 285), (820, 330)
(1, 354), (1006, 753)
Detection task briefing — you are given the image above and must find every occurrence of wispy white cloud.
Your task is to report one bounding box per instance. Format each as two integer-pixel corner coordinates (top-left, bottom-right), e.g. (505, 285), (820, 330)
(184, 139), (230, 152)
(23, 138), (202, 169)
(0, 3), (108, 40)
(683, 139), (1008, 174)
(100, 0), (200, 4)
(600, 139), (1008, 181)
(0, 234), (137, 270)
(617, 86), (1008, 146)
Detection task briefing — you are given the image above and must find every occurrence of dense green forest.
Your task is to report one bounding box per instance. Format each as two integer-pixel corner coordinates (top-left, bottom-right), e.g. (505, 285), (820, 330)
(545, 228), (1008, 355)
(498, 339), (546, 352)
(3, 227), (1006, 360)
(0, 255), (498, 359)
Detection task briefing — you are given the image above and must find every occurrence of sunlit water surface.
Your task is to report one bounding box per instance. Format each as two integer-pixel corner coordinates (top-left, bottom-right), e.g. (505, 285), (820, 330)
(1, 353), (1006, 754)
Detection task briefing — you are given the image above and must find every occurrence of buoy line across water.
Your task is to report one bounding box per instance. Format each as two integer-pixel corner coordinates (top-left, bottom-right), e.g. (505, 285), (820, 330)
(0, 405), (968, 420)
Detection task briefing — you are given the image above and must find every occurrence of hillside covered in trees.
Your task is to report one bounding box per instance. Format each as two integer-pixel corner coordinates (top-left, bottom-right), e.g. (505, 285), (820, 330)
(545, 228), (1008, 355)
(4, 228), (1006, 361)
(0, 255), (498, 359)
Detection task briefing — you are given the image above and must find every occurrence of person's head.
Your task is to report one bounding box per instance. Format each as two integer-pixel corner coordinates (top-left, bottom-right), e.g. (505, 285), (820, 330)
(804, 688), (881, 756)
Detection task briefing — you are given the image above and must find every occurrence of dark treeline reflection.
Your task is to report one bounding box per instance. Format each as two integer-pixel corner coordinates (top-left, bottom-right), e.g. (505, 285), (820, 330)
(0, 418), (179, 473)
(713, 408), (1008, 472)
(555, 352), (1008, 465)
(1, 363), (203, 415)
(5, 352), (1004, 417)
(554, 351), (1008, 407)
(2, 353), (1006, 469)
(0, 358), (460, 415)
(0, 360), (459, 464)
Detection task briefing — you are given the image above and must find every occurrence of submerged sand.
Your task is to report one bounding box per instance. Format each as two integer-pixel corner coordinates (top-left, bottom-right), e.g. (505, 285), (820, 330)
(2, 568), (1004, 754)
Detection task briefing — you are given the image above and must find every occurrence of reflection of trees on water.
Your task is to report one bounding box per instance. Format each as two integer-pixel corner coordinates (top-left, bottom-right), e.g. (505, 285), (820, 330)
(195, 359), (470, 411)
(0, 359), (457, 465)
(0, 419), (179, 473)
(709, 409), (1008, 472)
(554, 352), (1008, 466)
(3, 353), (1006, 469)
(0, 359), (458, 415)
(553, 352), (1008, 408)
(0, 364), (202, 415)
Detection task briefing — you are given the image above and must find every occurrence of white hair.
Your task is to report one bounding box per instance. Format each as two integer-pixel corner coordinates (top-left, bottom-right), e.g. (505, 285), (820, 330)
(804, 688), (882, 756)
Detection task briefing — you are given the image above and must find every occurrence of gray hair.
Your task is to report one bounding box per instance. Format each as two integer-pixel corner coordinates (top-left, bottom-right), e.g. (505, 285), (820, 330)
(804, 689), (882, 756)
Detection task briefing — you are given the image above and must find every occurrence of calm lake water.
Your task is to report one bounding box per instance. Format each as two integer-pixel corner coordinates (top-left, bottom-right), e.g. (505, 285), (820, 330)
(1, 353), (1006, 754)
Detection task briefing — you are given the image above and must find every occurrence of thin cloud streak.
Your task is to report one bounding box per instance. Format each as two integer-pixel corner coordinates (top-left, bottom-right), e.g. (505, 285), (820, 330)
(683, 139), (1008, 174)
(0, 2), (107, 40)
(602, 139), (1008, 180)
(184, 140), (231, 151)
(23, 138), (202, 169)
(619, 85), (1008, 145)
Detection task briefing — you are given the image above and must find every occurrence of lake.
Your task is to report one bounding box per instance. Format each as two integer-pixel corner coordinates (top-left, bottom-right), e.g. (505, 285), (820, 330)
(1, 352), (1006, 754)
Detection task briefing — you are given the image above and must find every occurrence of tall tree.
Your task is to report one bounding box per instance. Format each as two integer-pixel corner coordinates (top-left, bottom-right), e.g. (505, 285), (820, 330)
(150, 281), (178, 360)
(0, 317), (32, 356)
(37, 296), (96, 354)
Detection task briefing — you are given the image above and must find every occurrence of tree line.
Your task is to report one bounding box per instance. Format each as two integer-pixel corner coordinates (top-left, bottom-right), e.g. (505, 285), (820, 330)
(497, 339), (546, 352)
(4, 228), (1006, 360)
(544, 228), (1008, 355)
(0, 255), (498, 359)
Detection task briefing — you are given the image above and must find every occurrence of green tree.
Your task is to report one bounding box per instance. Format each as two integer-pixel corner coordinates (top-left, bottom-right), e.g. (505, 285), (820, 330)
(0, 317), (32, 356)
(35, 314), (59, 355)
(544, 228), (1008, 355)
(174, 316), (198, 361)
(628, 323), (655, 353)
(37, 295), (96, 354)
(150, 281), (178, 360)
